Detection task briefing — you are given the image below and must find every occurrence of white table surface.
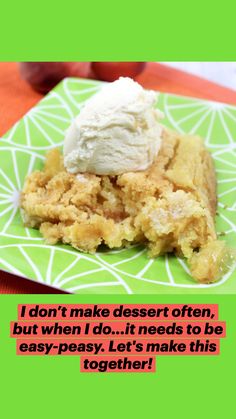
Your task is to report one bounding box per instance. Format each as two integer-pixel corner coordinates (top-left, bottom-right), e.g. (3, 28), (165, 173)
(162, 62), (236, 91)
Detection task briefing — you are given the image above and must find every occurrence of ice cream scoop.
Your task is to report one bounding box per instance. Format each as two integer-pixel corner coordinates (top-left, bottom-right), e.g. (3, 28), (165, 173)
(63, 77), (164, 175)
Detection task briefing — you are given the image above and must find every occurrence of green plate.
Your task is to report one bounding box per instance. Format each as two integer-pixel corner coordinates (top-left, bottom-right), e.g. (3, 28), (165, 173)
(0, 78), (236, 294)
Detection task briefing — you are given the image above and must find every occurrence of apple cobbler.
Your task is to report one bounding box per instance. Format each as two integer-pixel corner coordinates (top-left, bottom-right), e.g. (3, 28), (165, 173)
(21, 128), (233, 283)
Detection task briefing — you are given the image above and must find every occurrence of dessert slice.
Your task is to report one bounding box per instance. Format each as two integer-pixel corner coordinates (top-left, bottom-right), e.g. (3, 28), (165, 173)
(21, 129), (233, 283)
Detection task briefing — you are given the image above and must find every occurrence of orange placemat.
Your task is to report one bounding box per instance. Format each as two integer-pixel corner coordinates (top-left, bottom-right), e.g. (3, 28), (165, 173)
(0, 62), (235, 293)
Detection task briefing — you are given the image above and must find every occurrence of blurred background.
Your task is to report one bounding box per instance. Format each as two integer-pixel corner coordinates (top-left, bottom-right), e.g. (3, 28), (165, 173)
(17, 62), (236, 93)
(162, 62), (236, 90)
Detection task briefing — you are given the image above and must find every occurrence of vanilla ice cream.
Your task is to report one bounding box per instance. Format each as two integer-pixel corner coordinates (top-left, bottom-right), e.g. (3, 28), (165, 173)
(63, 77), (164, 175)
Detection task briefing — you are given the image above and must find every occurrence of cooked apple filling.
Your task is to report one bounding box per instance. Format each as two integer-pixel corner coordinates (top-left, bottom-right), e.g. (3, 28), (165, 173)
(21, 128), (233, 283)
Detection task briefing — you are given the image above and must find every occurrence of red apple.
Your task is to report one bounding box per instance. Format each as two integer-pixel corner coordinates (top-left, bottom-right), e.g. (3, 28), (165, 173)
(92, 62), (146, 82)
(19, 62), (91, 93)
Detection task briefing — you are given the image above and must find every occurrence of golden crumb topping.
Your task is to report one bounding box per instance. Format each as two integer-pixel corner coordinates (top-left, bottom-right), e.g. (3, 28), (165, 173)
(21, 128), (226, 283)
